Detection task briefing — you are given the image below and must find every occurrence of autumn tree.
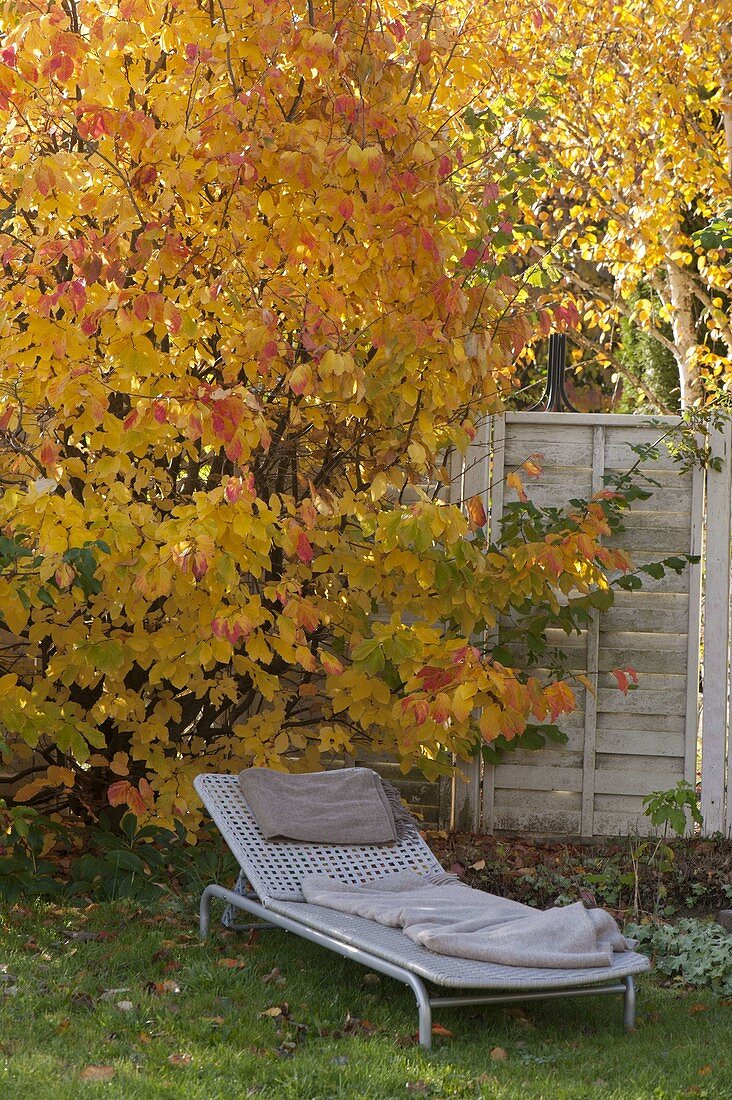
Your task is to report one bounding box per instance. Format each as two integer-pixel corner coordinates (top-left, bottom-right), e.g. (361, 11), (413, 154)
(0, 0), (635, 826)
(491, 0), (732, 410)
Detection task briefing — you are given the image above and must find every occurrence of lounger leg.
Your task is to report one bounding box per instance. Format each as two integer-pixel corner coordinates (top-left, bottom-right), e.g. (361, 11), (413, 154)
(199, 885), (216, 939)
(623, 976), (636, 1030)
(406, 975), (432, 1051)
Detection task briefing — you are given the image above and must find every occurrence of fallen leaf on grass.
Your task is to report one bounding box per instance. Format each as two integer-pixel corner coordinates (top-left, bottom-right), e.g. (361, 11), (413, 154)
(168, 1052), (192, 1067)
(698, 1066), (712, 1076)
(362, 972), (380, 986)
(150, 980), (180, 995)
(504, 1006), (533, 1028)
(405, 1083), (431, 1095)
(99, 988), (130, 1002)
(341, 1014), (377, 1036)
(431, 1024), (453, 1038)
(689, 1003), (708, 1014)
(470, 859), (486, 871)
(57, 1018), (71, 1033)
(203, 1015), (226, 1026)
(490, 1046), (508, 1061)
(261, 967), (286, 987)
(79, 1065), (115, 1082)
(70, 992), (95, 1010)
(218, 958), (248, 970)
(67, 930), (115, 943)
(260, 1002), (289, 1019)
(116, 1001), (135, 1013)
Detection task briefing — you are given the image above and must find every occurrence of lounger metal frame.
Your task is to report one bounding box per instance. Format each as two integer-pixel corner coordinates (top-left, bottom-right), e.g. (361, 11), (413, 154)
(195, 773), (645, 1050)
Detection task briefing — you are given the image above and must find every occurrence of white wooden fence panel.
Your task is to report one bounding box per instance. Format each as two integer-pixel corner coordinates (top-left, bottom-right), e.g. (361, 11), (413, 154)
(480, 412), (703, 837)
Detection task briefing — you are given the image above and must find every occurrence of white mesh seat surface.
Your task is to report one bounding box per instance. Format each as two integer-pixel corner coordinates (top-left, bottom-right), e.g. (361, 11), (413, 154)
(194, 772), (444, 903)
(267, 900), (650, 991)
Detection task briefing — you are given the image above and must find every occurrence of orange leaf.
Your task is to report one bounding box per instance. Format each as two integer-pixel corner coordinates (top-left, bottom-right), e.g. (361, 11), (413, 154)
(506, 471), (527, 502)
(107, 779), (133, 807)
(109, 753), (129, 777)
(522, 454), (543, 477)
(467, 494), (487, 529)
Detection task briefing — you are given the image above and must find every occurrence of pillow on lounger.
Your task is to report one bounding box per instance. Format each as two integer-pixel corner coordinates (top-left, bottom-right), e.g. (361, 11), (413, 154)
(238, 767), (400, 845)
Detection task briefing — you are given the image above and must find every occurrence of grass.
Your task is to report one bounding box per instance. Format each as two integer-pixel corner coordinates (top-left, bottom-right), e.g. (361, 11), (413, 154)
(1, 896), (730, 1100)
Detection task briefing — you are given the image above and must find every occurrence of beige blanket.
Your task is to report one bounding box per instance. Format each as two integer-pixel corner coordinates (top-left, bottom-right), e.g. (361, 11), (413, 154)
(301, 870), (636, 968)
(238, 767), (397, 844)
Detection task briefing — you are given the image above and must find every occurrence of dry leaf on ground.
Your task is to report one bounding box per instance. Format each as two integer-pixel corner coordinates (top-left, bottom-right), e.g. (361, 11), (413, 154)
(168, 1052), (192, 1067)
(150, 979), (180, 995)
(79, 1065), (116, 1082)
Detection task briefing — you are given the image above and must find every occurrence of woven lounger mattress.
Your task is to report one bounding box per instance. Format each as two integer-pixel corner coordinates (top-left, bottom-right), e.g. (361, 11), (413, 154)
(266, 897), (651, 991)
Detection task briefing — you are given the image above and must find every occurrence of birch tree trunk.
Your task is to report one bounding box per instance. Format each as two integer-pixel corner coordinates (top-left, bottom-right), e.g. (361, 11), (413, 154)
(663, 252), (701, 407)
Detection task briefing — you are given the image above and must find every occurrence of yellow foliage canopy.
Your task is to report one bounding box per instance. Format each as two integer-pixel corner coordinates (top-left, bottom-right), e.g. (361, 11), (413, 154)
(0, 0), (631, 826)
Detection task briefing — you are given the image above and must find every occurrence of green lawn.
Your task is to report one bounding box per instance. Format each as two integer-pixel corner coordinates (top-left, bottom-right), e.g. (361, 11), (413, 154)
(1, 898), (730, 1100)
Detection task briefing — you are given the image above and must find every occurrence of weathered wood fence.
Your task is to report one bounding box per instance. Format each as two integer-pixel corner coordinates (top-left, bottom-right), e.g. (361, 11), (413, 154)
(447, 411), (732, 839)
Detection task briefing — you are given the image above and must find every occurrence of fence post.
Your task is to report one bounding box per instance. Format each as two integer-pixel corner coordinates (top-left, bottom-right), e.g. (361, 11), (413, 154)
(701, 421), (732, 834)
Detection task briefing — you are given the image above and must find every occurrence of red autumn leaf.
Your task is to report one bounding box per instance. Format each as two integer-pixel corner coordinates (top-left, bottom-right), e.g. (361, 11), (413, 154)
(107, 779), (132, 807)
(192, 552), (209, 580)
(295, 530), (313, 563)
(337, 197), (354, 221)
(39, 440), (59, 466)
(51, 54), (74, 82)
(460, 247), (481, 269)
(416, 40), (432, 65)
(416, 665), (457, 692)
(611, 667), (638, 695)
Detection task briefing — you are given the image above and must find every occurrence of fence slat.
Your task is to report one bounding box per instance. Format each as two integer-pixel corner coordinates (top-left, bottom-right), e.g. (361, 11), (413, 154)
(450, 417), (491, 831)
(480, 415), (505, 833)
(701, 422), (731, 833)
(580, 426), (605, 835)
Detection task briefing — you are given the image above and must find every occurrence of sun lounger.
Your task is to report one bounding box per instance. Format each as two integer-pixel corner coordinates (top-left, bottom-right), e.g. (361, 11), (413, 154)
(194, 772), (650, 1048)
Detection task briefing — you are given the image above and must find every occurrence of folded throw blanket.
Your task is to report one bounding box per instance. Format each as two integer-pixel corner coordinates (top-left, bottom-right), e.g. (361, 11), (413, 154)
(302, 870), (637, 969)
(238, 767), (405, 845)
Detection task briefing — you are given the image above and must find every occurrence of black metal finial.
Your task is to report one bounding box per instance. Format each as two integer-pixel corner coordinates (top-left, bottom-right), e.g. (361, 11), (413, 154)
(529, 333), (578, 412)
